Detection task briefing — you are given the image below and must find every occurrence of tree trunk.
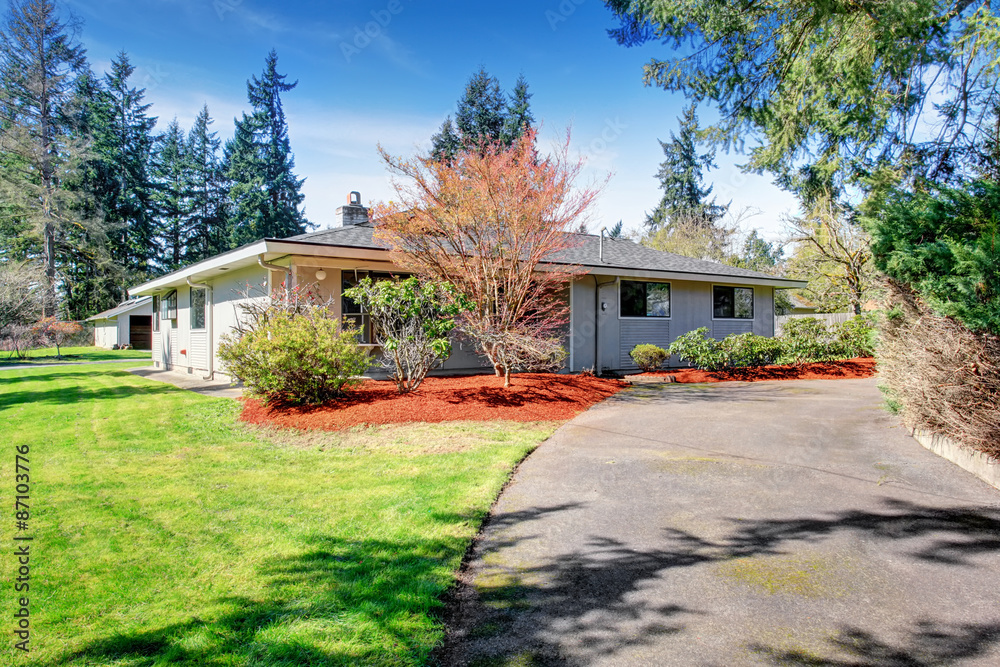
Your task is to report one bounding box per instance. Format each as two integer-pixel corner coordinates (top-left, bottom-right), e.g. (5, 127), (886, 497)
(42, 220), (57, 317)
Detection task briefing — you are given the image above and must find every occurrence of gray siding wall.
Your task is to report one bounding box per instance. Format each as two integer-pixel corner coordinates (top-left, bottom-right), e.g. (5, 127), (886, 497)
(619, 319), (671, 369)
(712, 320), (753, 339)
(580, 277), (777, 372)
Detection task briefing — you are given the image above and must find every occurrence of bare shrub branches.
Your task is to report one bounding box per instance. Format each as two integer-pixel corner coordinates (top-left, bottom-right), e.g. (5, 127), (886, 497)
(880, 281), (1000, 458)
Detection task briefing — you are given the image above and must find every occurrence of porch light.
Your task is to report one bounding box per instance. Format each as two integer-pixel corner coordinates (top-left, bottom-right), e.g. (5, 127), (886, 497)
(315, 270), (327, 281)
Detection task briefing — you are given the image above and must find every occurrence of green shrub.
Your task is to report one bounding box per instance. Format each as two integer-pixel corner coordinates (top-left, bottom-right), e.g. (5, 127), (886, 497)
(630, 343), (668, 372)
(722, 332), (783, 367)
(865, 180), (1000, 334)
(219, 309), (371, 405)
(831, 314), (879, 358)
(778, 317), (836, 364)
(343, 277), (466, 393)
(668, 327), (729, 371)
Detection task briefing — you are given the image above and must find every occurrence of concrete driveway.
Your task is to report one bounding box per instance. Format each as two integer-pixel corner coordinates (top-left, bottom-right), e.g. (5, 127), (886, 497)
(440, 378), (1000, 666)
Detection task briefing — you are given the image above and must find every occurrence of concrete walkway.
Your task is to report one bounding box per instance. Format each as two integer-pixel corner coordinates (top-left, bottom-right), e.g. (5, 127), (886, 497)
(127, 367), (243, 399)
(442, 378), (1000, 666)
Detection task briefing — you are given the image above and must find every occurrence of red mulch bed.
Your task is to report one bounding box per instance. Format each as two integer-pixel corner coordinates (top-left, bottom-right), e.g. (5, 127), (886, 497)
(635, 357), (877, 383)
(240, 373), (628, 431)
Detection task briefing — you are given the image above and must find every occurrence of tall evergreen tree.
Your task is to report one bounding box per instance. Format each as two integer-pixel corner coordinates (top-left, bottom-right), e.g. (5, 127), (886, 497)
(151, 118), (191, 272)
(0, 0), (89, 314)
(502, 74), (534, 146)
(90, 51), (157, 289)
(430, 68), (535, 160)
(62, 67), (121, 319)
(186, 105), (227, 262)
(224, 50), (308, 246)
(646, 104), (726, 229)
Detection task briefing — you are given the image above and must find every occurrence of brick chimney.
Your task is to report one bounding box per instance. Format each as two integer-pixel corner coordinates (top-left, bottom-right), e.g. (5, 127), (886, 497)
(335, 191), (369, 226)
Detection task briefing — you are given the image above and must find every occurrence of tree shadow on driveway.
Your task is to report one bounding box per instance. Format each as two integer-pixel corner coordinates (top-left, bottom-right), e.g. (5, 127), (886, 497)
(437, 499), (1000, 666)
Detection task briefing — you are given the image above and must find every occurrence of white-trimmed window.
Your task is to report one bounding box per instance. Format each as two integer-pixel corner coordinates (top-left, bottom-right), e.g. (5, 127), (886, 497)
(620, 280), (670, 318)
(160, 290), (178, 321)
(190, 288), (207, 330)
(714, 286), (754, 319)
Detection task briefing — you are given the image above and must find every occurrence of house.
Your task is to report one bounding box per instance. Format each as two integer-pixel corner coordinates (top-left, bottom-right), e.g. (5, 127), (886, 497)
(128, 192), (807, 380)
(785, 294), (820, 315)
(86, 297), (154, 350)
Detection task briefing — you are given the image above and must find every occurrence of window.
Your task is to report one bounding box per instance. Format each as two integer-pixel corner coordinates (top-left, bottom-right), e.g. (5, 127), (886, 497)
(152, 295), (160, 332)
(714, 286), (754, 319)
(341, 271), (409, 343)
(620, 280), (670, 318)
(190, 288), (206, 330)
(160, 290), (177, 321)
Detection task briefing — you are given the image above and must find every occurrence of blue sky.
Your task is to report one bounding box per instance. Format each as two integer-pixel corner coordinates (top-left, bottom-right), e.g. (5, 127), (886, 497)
(68, 0), (800, 240)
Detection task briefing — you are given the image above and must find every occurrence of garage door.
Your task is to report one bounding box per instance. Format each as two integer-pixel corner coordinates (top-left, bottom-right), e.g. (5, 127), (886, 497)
(130, 316), (152, 350)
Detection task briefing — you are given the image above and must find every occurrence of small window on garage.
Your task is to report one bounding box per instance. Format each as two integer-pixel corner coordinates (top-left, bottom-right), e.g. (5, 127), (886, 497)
(620, 280), (670, 318)
(714, 286), (754, 319)
(190, 288), (206, 330)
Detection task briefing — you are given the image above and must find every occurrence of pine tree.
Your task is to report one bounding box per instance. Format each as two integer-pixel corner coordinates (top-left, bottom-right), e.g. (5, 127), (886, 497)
(62, 67), (122, 319)
(646, 103), (726, 230)
(502, 74), (534, 146)
(430, 68), (535, 160)
(152, 118), (191, 272)
(430, 117), (461, 162)
(91, 51), (158, 285)
(0, 0), (89, 314)
(186, 105), (227, 261)
(224, 50), (308, 247)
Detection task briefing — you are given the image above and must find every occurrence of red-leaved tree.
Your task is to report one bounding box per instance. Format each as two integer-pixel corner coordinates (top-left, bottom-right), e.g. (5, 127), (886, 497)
(33, 317), (82, 358)
(374, 128), (603, 387)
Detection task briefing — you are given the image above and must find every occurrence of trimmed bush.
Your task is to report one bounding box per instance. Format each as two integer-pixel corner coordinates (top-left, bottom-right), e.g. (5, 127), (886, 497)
(668, 328), (729, 371)
(831, 314), (879, 358)
(778, 317), (836, 364)
(630, 343), (668, 372)
(219, 309), (371, 405)
(722, 332), (783, 367)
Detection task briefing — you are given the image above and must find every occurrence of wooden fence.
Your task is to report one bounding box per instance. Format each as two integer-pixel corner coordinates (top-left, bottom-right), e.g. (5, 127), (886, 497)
(775, 312), (855, 335)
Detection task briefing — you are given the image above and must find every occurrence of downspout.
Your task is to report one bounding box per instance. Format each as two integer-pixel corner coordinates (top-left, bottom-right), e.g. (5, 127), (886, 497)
(187, 277), (214, 381)
(258, 254), (292, 304)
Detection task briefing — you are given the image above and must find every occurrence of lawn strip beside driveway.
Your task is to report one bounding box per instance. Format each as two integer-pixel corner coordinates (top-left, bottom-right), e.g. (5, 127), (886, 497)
(443, 378), (1000, 666)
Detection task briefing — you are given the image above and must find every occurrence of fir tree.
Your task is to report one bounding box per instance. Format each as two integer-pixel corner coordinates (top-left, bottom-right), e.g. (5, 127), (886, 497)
(152, 118), (191, 272)
(186, 105), (227, 261)
(0, 0), (89, 314)
(646, 103), (726, 230)
(62, 67), (121, 319)
(502, 74), (534, 146)
(430, 117), (461, 162)
(91, 51), (158, 284)
(430, 68), (535, 160)
(224, 50), (308, 246)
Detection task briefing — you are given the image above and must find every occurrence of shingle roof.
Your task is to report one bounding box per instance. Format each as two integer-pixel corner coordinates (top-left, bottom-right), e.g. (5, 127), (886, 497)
(85, 296), (152, 321)
(283, 222), (385, 250)
(280, 224), (800, 284)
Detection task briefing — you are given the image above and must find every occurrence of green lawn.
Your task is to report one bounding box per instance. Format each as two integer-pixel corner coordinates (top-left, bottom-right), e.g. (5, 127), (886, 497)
(1, 346), (152, 365)
(1, 363), (557, 666)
